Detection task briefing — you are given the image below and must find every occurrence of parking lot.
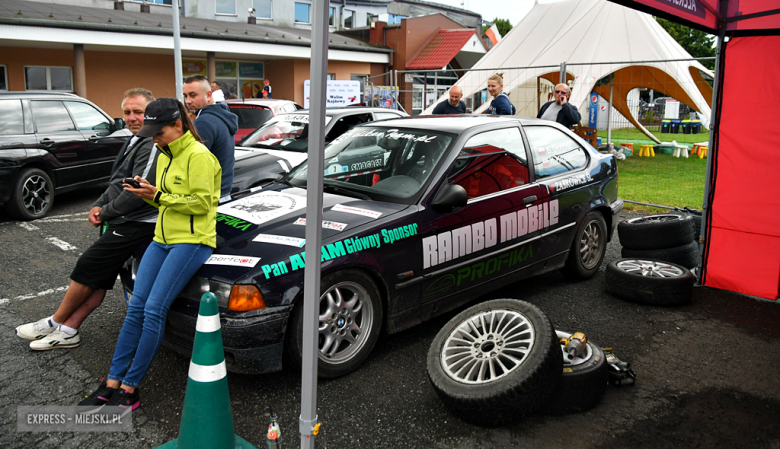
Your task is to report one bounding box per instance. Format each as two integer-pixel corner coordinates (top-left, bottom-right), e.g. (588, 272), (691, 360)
(2, 186), (780, 449)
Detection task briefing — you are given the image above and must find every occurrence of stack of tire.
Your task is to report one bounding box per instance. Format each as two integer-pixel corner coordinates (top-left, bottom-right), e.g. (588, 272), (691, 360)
(606, 213), (698, 306)
(426, 299), (609, 427)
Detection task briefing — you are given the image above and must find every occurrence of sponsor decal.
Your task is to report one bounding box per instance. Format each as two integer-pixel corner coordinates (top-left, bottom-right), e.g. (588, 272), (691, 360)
(259, 223), (419, 280)
(550, 173), (593, 192)
(331, 128), (439, 146)
(216, 213), (254, 231)
(424, 245), (534, 297)
(331, 204), (382, 219)
(204, 255), (261, 267)
(654, 0), (705, 19)
(293, 217), (348, 231)
(218, 191), (305, 225)
(253, 234), (306, 247)
(422, 199), (558, 269)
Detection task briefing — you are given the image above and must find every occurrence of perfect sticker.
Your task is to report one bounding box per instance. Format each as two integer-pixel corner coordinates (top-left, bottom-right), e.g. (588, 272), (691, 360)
(204, 255), (261, 267)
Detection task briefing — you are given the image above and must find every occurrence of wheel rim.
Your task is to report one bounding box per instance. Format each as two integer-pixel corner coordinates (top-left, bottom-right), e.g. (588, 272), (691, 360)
(555, 331), (593, 367)
(626, 214), (681, 225)
(21, 174), (51, 216)
(579, 220), (604, 269)
(616, 259), (685, 278)
(440, 309), (535, 384)
(318, 281), (374, 364)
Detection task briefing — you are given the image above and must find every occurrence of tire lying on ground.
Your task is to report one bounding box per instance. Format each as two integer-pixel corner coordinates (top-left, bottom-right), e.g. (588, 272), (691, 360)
(621, 240), (699, 269)
(605, 259), (695, 306)
(617, 214), (695, 250)
(426, 299), (562, 427)
(536, 331), (609, 416)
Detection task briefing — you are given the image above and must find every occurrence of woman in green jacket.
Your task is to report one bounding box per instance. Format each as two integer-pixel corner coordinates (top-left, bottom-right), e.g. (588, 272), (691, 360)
(78, 98), (221, 412)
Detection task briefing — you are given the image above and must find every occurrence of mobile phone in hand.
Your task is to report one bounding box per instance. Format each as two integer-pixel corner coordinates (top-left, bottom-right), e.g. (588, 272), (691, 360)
(123, 177), (142, 188)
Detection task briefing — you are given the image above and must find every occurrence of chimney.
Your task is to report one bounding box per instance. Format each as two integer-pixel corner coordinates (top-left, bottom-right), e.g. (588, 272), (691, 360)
(248, 7), (256, 24)
(140, 0), (150, 13)
(114, 1), (124, 11)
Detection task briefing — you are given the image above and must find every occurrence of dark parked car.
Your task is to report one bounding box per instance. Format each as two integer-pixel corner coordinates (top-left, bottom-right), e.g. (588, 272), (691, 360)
(231, 107), (407, 192)
(0, 92), (130, 220)
(123, 115), (621, 378)
(225, 98), (303, 144)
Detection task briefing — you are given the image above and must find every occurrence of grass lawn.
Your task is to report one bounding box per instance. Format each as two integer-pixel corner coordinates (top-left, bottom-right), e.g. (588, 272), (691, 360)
(617, 152), (708, 212)
(609, 128), (710, 146)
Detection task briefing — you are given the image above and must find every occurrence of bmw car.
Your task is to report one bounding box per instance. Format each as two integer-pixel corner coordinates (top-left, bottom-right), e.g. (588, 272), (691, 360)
(150, 115), (622, 378)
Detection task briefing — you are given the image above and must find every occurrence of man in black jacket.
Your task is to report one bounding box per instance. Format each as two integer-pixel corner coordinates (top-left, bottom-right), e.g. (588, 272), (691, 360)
(15, 88), (159, 350)
(537, 83), (582, 129)
(432, 85), (467, 115)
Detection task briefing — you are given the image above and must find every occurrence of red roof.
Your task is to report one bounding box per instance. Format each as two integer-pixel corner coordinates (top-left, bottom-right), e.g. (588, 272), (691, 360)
(406, 29), (481, 70)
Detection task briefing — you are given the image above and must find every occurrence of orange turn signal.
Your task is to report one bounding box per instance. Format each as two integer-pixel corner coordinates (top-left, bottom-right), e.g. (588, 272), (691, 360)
(228, 284), (266, 312)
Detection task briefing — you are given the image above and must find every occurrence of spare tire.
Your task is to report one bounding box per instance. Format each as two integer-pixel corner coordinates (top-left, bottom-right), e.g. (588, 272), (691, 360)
(426, 299), (562, 427)
(617, 214), (695, 250)
(621, 240), (699, 269)
(537, 331), (608, 415)
(605, 259), (694, 306)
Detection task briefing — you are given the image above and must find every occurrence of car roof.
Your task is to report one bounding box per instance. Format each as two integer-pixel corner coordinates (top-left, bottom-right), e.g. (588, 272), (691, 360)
(0, 91), (83, 99)
(278, 107), (404, 117)
(225, 99), (297, 106)
(358, 115), (544, 133)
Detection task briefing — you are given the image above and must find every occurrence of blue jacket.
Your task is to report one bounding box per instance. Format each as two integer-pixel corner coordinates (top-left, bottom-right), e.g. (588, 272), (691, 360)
(195, 102), (238, 195)
(486, 92), (516, 115)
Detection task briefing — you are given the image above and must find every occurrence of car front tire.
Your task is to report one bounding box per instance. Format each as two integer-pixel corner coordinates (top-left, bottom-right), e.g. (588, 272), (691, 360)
(285, 269), (383, 379)
(5, 168), (54, 220)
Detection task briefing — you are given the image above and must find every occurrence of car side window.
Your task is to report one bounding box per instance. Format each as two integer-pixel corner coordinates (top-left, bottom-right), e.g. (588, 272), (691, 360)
(282, 104), (297, 113)
(64, 101), (111, 132)
(325, 113), (372, 142)
(0, 100), (25, 135)
(374, 112), (401, 120)
(447, 127), (530, 200)
(31, 100), (77, 133)
(524, 126), (588, 179)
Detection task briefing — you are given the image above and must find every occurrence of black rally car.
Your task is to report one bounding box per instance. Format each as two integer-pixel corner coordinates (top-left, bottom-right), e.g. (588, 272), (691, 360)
(152, 115), (622, 377)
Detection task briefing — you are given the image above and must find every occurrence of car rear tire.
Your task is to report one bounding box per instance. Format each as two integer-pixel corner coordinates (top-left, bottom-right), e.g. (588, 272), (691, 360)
(426, 299), (562, 427)
(621, 240), (699, 269)
(536, 331), (608, 415)
(5, 168), (54, 220)
(617, 214), (695, 250)
(562, 211), (607, 280)
(605, 259), (694, 306)
(284, 269), (383, 379)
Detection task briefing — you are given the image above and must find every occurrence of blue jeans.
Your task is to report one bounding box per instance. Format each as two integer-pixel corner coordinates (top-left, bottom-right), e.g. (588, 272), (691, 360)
(108, 241), (212, 388)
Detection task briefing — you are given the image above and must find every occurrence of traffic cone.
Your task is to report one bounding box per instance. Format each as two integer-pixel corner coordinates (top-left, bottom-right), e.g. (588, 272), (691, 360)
(157, 292), (257, 449)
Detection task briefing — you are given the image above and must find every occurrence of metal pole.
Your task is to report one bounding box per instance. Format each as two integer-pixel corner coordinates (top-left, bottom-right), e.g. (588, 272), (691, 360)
(393, 70), (398, 110)
(299, 0), (327, 447)
(172, 0), (183, 100)
(698, 4), (728, 283)
(607, 76), (613, 144)
(559, 62), (566, 84)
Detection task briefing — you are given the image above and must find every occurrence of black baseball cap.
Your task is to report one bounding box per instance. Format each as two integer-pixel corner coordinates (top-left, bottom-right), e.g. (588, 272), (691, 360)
(137, 97), (182, 138)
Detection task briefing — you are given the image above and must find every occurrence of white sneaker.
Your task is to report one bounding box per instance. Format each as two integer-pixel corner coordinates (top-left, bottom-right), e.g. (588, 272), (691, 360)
(15, 318), (56, 341)
(30, 329), (81, 351)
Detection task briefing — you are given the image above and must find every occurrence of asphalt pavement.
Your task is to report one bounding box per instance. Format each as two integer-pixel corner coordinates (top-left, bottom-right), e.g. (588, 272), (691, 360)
(2, 185), (780, 448)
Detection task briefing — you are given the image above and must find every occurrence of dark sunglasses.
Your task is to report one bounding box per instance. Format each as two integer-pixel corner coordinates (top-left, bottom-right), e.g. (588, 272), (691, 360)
(555, 90), (569, 94)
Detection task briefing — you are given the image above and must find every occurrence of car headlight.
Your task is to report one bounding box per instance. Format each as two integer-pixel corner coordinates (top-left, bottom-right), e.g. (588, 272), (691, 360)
(181, 277), (266, 312)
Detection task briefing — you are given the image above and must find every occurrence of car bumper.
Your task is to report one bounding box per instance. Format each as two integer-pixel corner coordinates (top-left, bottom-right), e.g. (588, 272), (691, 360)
(609, 198), (624, 240)
(162, 298), (292, 375)
(0, 166), (20, 203)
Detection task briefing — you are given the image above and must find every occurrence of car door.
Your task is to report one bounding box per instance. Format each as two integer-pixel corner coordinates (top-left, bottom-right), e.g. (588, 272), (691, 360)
(523, 124), (592, 260)
(29, 100), (90, 188)
(64, 100), (126, 175)
(418, 126), (549, 313)
(0, 99), (36, 200)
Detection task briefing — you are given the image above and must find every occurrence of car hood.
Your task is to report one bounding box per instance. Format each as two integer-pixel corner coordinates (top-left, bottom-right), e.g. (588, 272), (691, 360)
(198, 185), (408, 283)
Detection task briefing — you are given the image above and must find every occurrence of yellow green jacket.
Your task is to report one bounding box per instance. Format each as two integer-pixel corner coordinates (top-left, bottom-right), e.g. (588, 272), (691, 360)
(147, 131), (221, 248)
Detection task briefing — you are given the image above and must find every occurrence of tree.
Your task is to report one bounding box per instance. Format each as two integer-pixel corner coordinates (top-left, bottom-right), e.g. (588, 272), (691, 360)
(656, 17), (716, 70)
(482, 18), (513, 38)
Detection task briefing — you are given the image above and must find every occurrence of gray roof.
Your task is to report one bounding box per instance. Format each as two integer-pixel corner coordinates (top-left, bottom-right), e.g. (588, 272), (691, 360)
(0, 0), (391, 53)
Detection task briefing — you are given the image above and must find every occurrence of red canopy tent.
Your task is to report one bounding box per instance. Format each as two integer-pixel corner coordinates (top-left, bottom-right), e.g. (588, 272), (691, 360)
(608, 0), (780, 300)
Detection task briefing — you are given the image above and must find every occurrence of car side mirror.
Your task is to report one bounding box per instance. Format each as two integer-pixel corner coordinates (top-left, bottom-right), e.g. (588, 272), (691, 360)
(112, 118), (126, 133)
(432, 183), (467, 211)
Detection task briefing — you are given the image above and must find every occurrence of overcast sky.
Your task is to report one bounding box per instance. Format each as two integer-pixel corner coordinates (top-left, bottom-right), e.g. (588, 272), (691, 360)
(424, 0), (539, 27)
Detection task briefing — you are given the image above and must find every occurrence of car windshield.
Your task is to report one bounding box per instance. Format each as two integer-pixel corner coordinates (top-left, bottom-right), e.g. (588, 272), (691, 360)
(228, 105), (274, 129)
(239, 114), (332, 152)
(287, 126), (453, 202)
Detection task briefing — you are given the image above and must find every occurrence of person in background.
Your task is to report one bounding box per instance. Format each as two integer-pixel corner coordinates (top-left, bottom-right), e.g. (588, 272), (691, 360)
(369, 94), (381, 107)
(262, 79), (272, 98)
(261, 91), (269, 99)
(78, 98), (221, 412)
(183, 75), (238, 203)
(210, 80), (225, 102)
(485, 72), (516, 115)
(15, 88), (158, 350)
(537, 83), (581, 129)
(432, 85), (466, 115)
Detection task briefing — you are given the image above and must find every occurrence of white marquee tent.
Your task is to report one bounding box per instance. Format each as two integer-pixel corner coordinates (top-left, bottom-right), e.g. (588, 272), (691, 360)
(422, 0), (713, 141)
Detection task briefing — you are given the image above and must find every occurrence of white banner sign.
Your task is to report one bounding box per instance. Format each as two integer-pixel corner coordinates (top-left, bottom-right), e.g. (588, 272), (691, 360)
(304, 80), (361, 109)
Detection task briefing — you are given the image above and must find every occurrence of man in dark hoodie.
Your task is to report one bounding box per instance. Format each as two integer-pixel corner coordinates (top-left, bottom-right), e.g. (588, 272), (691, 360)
(183, 75), (238, 202)
(15, 88), (159, 350)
